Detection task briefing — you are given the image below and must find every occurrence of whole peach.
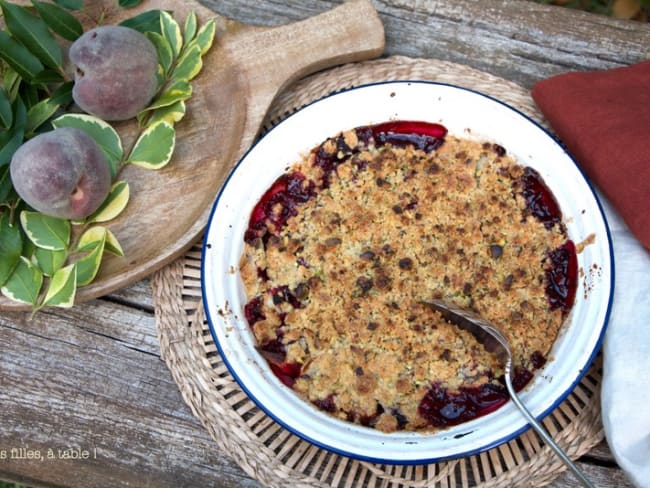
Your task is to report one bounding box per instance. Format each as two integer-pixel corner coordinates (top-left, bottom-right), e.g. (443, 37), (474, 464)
(10, 127), (111, 220)
(70, 25), (159, 121)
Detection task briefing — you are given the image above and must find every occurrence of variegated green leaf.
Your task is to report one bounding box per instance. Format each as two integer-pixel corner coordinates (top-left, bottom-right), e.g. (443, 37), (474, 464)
(146, 31), (173, 76)
(76, 226), (106, 251)
(146, 100), (186, 126)
(87, 181), (130, 223)
(20, 211), (70, 251)
(52, 113), (122, 159)
(160, 10), (182, 57)
(74, 239), (104, 286)
(34, 247), (66, 277)
(52, 113), (123, 178)
(42, 262), (76, 308)
(154, 65), (165, 93)
(1, 256), (43, 306)
(104, 228), (124, 257)
(1, 1), (63, 69)
(0, 212), (23, 286)
(184, 11), (197, 43)
(172, 44), (202, 81)
(128, 121), (175, 169)
(163, 78), (192, 97)
(191, 18), (216, 55)
(145, 80), (191, 111)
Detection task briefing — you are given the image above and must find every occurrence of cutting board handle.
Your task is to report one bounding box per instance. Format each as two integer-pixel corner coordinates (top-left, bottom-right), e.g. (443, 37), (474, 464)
(261, 0), (386, 87)
(231, 0), (385, 150)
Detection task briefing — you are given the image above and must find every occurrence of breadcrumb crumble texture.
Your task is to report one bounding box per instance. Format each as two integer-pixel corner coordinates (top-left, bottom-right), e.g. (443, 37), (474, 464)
(240, 128), (568, 433)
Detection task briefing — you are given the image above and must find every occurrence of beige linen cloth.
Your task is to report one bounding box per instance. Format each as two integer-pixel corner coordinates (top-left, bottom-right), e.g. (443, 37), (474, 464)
(597, 195), (650, 488)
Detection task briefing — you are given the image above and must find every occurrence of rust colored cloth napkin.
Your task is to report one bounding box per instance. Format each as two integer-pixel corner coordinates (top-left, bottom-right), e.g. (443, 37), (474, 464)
(531, 60), (650, 250)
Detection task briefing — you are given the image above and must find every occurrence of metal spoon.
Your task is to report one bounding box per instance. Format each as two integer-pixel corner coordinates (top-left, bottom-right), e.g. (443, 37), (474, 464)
(422, 299), (594, 488)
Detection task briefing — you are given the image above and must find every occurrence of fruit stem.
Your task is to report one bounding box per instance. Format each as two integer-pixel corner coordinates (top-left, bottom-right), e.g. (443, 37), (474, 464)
(7, 199), (19, 226)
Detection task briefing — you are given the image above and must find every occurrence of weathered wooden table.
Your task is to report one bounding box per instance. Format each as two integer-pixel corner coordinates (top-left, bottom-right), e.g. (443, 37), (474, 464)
(1, 1), (648, 487)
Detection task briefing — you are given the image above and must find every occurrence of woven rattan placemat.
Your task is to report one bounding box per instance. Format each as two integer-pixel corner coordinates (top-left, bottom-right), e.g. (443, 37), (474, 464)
(152, 56), (604, 487)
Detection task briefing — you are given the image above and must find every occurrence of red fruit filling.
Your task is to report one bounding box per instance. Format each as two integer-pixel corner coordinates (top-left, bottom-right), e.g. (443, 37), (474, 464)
(546, 240), (578, 313)
(521, 166), (562, 229)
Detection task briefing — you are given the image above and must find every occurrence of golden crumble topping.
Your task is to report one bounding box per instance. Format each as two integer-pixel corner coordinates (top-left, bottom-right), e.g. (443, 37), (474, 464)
(240, 122), (575, 432)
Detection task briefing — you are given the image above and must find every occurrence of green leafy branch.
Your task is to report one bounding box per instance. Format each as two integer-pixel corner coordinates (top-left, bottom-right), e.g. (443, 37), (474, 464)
(0, 4), (216, 312)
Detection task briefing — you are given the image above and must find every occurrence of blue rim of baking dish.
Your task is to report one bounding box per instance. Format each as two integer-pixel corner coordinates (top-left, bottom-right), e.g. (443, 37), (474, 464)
(201, 80), (615, 465)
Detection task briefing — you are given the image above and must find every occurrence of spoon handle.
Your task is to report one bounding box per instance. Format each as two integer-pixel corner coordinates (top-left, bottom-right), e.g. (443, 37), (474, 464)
(504, 366), (594, 488)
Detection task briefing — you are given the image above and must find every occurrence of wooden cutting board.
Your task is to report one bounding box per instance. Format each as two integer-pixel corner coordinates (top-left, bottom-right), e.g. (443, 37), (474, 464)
(0, 0), (385, 311)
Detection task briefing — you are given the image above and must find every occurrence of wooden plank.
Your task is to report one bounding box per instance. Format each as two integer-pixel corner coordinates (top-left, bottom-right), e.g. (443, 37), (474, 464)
(552, 462), (635, 487)
(105, 278), (155, 311)
(0, 304), (260, 488)
(0, 302), (633, 485)
(585, 440), (624, 463)
(2, 1), (645, 487)
(202, 0), (650, 87)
